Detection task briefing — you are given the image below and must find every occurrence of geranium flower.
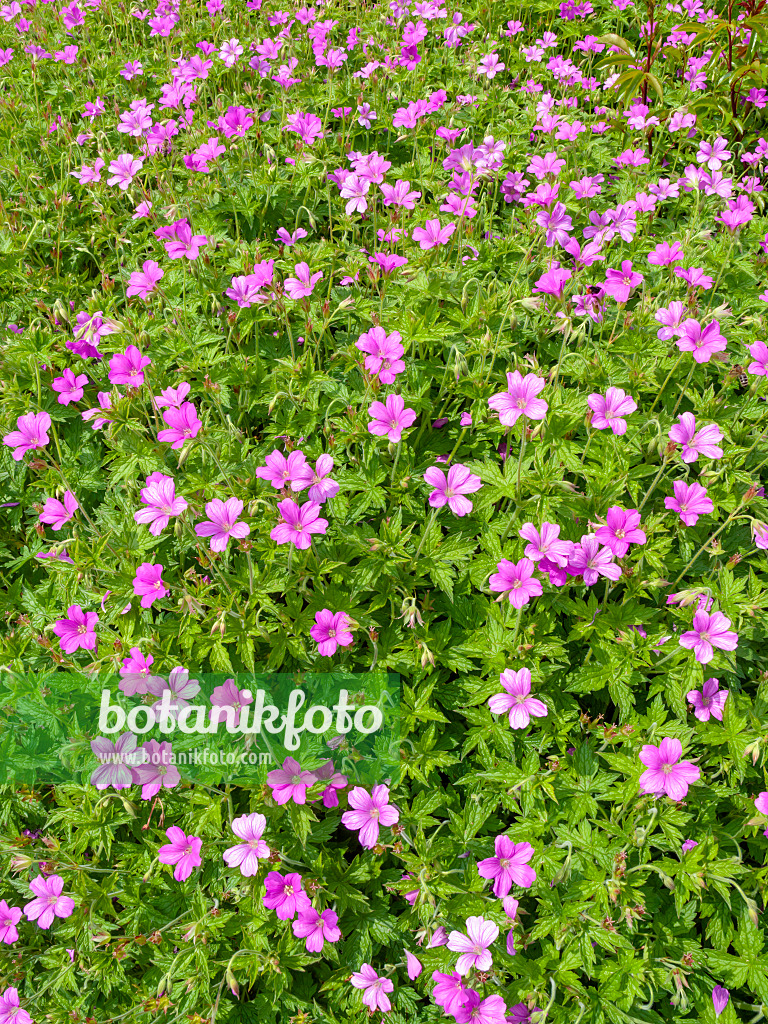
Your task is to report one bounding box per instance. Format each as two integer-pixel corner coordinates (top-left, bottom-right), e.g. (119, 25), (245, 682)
(3, 411), (51, 460)
(447, 916), (499, 975)
(24, 875), (75, 928)
(194, 498), (250, 551)
(488, 371), (548, 425)
(679, 610), (738, 664)
(489, 668), (548, 729)
(367, 393), (417, 442)
(52, 604), (98, 654)
(292, 908), (341, 952)
(423, 464), (482, 516)
(687, 677), (728, 721)
(223, 813), (270, 875)
(665, 480), (714, 525)
(158, 827), (203, 881)
(489, 558), (543, 607)
(267, 757), (316, 804)
(350, 965), (394, 1013)
(132, 563), (169, 608)
(134, 473), (187, 536)
(263, 871), (312, 919)
(133, 740), (180, 799)
(639, 738), (700, 800)
(668, 413), (723, 463)
(310, 609), (353, 655)
(342, 784), (399, 848)
(587, 387), (637, 434)
(39, 491), (79, 530)
(478, 836), (536, 896)
(270, 499), (328, 549)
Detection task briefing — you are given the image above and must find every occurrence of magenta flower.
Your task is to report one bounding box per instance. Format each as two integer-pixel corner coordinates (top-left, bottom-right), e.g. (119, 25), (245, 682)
(489, 558), (543, 608)
(164, 221), (208, 260)
(458, 993), (509, 1024)
(39, 491), (79, 530)
(639, 737), (700, 800)
(367, 393), (418, 442)
(133, 740), (180, 800)
(602, 260), (644, 303)
(52, 368), (88, 405)
(519, 521), (572, 566)
(675, 319), (727, 362)
(285, 111), (323, 145)
(194, 498), (250, 551)
(0, 903), (21, 945)
(134, 472), (187, 536)
(432, 972), (471, 1016)
(688, 677), (728, 721)
(406, 951), (423, 980)
(132, 562), (169, 608)
(314, 760), (348, 808)
(533, 266), (572, 300)
(478, 836), (536, 896)
(447, 916), (499, 976)
(108, 345), (151, 387)
(292, 907), (341, 952)
(157, 402), (202, 448)
(310, 609), (353, 655)
(307, 454), (339, 503)
(267, 756), (316, 805)
(587, 387), (637, 434)
(89, 732), (142, 791)
(712, 986), (729, 1018)
(263, 871), (312, 920)
(107, 153), (143, 189)
(355, 326), (405, 383)
(23, 875), (75, 929)
(119, 648), (162, 696)
(412, 218), (456, 249)
(0, 989), (32, 1024)
(682, 839), (698, 853)
(284, 262), (323, 299)
(350, 964), (394, 1013)
(488, 371), (548, 426)
(748, 340), (768, 375)
(342, 784), (399, 848)
(568, 536), (621, 586)
(423, 464), (482, 516)
(223, 813), (270, 875)
(594, 507), (646, 558)
(255, 449), (313, 491)
(755, 792), (768, 816)
(209, 678), (253, 728)
(668, 413), (723, 463)
(158, 826), (203, 882)
(679, 609), (738, 664)
(147, 668), (200, 719)
(126, 260), (164, 299)
(697, 137), (731, 170)
(664, 480), (714, 525)
(488, 668), (548, 729)
(270, 499), (328, 549)
(3, 411), (51, 460)
(52, 604), (98, 654)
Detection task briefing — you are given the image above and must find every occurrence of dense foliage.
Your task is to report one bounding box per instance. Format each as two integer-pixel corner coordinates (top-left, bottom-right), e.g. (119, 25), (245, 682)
(1, 0), (768, 1019)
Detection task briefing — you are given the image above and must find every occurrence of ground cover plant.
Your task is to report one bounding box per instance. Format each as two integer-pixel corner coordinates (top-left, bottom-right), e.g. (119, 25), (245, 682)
(1, 0), (768, 1018)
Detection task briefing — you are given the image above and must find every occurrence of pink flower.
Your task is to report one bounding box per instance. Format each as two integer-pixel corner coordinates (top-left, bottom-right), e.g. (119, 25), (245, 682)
(594, 507), (646, 558)
(119, 647), (161, 696)
(675, 319), (727, 362)
(342, 784), (399, 848)
(82, 391), (119, 430)
(223, 813), (270, 875)
(587, 387), (637, 434)
(478, 836), (536, 897)
(146, 668), (200, 719)
(194, 497), (250, 551)
(158, 826), (203, 882)
(314, 760), (348, 808)
(307, 454), (339, 503)
(668, 413), (723, 463)
(665, 480), (714, 526)
(697, 137), (731, 170)
(447, 916), (499, 976)
(0, 989), (31, 1024)
(350, 964), (394, 1013)
(355, 327), (405, 383)
(412, 218), (456, 249)
(712, 986), (730, 1018)
(688, 677), (728, 721)
(489, 668), (548, 729)
(270, 499), (328, 549)
(209, 678), (253, 728)
(568, 535), (621, 585)
(423, 464), (482, 516)
(108, 345), (151, 386)
(405, 950), (423, 980)
(454, 993), (508, 1024)
(748, 340), (768, 375)
(489, 558), (543, 608)
(263, 871), (312, 920)
(292, 907), (341, 952)
(602, 260), (644, 303)
(488, 371), (548, 425)
(755, 791), (768, 815)
(90, 733), (142, 790)
(267, 756), (316, 805)
(639, 737), (700, 800)
(52, 604), (98, 654)
(107, 153), (143, 189)
(157, 403), (202, 448)
(39, 491), (79, 530)
(133, 740), (180, 799)
(679, 610), (738, 664)
(134, 472), (187, 536)
(647, 240), (684, 266)
(432, 972), (471, 1016)
(3, 411), (51, 460)
(52, 368), (88, 405)
(0, 903), (21, 945)
(126, 260), (164, 299)
(310, 609), (353, 655)
(284, 262), (323, 299)
(532, 266), (572, 299)
(256, 449), (313, 491)
(519, 521), (572, 566)
(23, 875), (75, 929)
(368, 393), (417, 442)
(132, 563), (169, 608)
